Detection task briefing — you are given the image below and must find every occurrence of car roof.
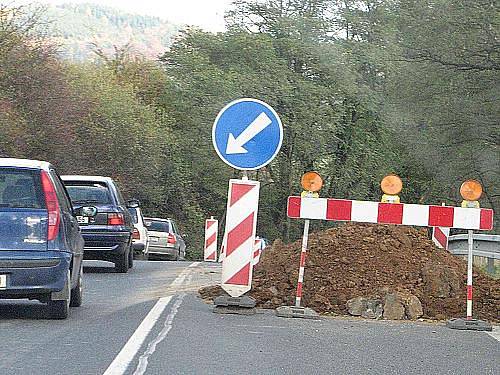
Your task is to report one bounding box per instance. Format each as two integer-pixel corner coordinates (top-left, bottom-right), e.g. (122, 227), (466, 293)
(61, 175), (114, 183)
(0, 157), (51, 170)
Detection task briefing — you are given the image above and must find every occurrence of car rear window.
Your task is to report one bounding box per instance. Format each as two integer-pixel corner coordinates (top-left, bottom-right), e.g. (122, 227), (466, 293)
(65, 182), (112, 205)
(0, 168), (44, 209)
(128, 208), (138, 224)
(145, 220), (171, 232)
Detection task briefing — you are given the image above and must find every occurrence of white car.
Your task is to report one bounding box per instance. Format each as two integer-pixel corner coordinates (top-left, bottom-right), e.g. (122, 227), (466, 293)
(144, 217), (186, 261)
(128, 205), (149, 258)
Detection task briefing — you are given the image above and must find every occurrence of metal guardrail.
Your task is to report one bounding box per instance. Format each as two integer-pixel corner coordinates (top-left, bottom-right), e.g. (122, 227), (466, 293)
(448, 234), (499, 274)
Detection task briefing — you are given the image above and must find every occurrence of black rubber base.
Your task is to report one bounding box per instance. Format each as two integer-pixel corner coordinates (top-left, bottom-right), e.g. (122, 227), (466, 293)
(213, 306), (257, 315)
(275, 306), (320, 320)
(212, 295), (257, 315)
(446, 318), (493, 331)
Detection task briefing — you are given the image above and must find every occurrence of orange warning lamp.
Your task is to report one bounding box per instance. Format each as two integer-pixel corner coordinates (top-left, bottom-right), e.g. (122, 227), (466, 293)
(460, 179), (482, 208)
(380, 174), (402, 203)
(460, 180), (482, 201)
(301, 171), (323, 192)
(381, 174), (403, 195)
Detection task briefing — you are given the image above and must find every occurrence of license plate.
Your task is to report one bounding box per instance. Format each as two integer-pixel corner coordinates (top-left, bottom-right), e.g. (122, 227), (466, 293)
(0, 275), (6, 289)
(150, 237), (159, 243)
(76, 216), (89, 224)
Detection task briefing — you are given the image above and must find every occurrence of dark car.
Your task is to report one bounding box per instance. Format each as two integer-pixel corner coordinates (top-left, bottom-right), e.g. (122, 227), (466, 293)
(61, 175), (135, 273)
(0, 158), (84, 319)
(144, 217), (186, 260)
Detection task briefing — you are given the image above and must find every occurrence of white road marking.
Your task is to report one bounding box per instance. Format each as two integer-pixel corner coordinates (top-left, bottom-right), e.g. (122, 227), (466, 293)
(486, 326), (500, 342)
(102, 262), (200, 375)
(133, 285), (191, 374)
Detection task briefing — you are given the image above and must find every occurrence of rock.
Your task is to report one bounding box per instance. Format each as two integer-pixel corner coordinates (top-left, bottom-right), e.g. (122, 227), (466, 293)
(422, 262), (461, 298)
(383, 293), (405, 320)
(362, 300), (383, 319)
(347, 297), (383, 319)
(405, 294), (423, 320)
(347, 297), (366, 316)
(381, 291), (423, 320)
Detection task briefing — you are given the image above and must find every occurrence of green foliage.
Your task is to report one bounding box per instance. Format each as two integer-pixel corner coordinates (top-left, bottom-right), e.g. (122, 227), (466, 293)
(39, 3), (179, 61)
(0, 1), (497, 260)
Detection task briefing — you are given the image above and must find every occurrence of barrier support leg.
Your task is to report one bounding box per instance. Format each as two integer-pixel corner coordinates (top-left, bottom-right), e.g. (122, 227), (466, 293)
(446, 230), (492, 331)
(276, 219), (319, 320)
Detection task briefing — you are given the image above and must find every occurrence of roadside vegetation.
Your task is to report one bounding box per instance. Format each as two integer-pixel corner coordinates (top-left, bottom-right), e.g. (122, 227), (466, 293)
(0, 1), (498, 258)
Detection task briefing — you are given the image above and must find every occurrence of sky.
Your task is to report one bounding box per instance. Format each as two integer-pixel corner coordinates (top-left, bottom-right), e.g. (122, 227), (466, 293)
(16, 0), (235, 31)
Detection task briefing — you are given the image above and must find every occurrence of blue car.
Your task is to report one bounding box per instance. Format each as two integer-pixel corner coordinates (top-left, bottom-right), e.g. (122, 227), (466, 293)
(0, 158), (84, 319)
(61, 175), (135, 273)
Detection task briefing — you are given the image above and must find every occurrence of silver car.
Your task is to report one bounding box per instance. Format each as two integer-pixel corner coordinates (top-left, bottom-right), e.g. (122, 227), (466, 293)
(144, 217), (186, 260)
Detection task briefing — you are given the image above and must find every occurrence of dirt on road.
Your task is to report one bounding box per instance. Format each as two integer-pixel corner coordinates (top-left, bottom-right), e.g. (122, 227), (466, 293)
(200, 223), (499, 322)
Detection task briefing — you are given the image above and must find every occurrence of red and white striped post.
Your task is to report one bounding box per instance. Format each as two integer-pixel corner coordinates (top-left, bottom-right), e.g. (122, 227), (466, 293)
(466, 229), (474, 320)
(432, 227), (450, 250)
(295, 219), (310, 307)
(275, 172), (324, 319)
(204, 217), (218, 262)
(253, 238), (261, 265)
(218, 231), (226, 262)
(432, 203), (450, 250)
(220, 179), (260, 297)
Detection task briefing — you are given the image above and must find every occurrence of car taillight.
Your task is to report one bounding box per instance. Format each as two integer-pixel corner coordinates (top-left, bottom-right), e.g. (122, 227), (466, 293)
(167, 233), (176, 244)
(108, 213), (125, 225)
(40, 171), (60, 241)
(132, 228), (140, 239)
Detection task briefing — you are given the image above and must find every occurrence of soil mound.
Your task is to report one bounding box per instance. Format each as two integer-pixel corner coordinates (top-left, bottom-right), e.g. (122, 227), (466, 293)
(248, 223), (499, 321)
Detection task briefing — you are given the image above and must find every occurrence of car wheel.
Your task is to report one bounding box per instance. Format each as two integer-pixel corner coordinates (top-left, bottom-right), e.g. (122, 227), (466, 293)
(115, 249), (129, 273)
(128, 244), (134, 269)
(70, 262), (83, 307)
(49, 271), (70, 319)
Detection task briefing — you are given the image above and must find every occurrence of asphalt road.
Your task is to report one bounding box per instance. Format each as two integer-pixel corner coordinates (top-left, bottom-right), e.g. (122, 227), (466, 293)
(0, 260), (498, 375)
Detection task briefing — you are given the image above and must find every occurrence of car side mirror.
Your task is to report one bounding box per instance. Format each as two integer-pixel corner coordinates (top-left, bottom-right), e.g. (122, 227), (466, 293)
(127, 199), (140, 208)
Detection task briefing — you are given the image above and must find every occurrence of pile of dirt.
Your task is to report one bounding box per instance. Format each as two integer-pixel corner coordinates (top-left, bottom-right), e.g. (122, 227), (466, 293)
(201, 223), (499, 322)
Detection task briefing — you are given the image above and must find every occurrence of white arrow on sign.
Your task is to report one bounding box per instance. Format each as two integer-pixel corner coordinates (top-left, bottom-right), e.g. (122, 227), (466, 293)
(226, 112), (272, 154)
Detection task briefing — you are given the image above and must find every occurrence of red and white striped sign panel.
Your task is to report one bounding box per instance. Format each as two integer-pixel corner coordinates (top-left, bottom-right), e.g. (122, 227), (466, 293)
(218, 233), (226, 263)
(253, 238), (263, 265)
(221, 179), (260, 297)
(432, 227), (450, 249)
(287, 197), (494, 230)
(204, 218), (218, 262)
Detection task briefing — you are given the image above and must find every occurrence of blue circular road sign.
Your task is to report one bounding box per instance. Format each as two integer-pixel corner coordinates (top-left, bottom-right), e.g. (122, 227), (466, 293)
(212, 98), (283, 170)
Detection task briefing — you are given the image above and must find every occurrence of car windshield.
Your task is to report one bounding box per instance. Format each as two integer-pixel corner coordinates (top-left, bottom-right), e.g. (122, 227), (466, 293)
(65, 183), (112, 205)
(0, 168), (44, 209)
(145, 220), (171, 232)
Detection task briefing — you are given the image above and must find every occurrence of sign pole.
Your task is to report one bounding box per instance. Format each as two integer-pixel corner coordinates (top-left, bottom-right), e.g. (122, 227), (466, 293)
(212, 98), (283, 315)
(295, 219), (310, 307)
(466, 229), (473, 320)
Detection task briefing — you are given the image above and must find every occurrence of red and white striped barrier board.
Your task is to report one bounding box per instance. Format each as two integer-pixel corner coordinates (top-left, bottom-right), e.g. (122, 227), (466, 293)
(287, 197), (494, 230)
(221, 179), (260, 297)
(204, 218), (218, 262)
(432, 227), (450, 249)
(253, 238), (263, 265)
